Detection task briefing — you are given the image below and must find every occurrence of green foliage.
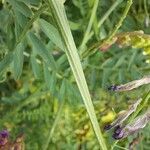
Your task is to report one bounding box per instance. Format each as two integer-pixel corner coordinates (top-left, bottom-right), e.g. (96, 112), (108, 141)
(0, 0), (150, 149)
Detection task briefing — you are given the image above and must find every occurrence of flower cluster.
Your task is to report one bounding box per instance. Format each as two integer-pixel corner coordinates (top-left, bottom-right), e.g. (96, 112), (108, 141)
(0, 129), (24, 150)
(0, 130), (9, 146)
(108, 76), (150, 92)
(99, 31), (150, 62)
(104, 76), (150, 140)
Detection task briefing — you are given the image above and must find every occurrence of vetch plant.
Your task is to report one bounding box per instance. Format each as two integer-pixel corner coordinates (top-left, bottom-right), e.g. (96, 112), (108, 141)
(1, 0), (150, 149)
(104, 98), (142, 131)
(108, 76), (150, 92)
(0, 129), (24, 150)
(105, 77), (150, 140)
(113, 109), (150, 140)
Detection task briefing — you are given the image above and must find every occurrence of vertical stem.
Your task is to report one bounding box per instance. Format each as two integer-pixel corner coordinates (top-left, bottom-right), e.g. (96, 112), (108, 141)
(105, 0), (133, 42)
(80, 0), (123, 56)
(144, 0), (149, 16)
(98, 0), (123, 28)
(43, 99), (65, 150)
(46, 0), (107, 149)
(79, 0), (99, 52)
(16, 4), (47, 46)
(84, 0), (132, 57)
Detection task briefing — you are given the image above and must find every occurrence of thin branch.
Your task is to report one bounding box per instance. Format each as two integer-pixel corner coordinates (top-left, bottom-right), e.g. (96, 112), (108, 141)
(16, 4), (47, 47)
(43, 98), (65, 150)
(79, 0), (99, 52)
(82, 0), (132, 58)
(80, 0), (123, 57)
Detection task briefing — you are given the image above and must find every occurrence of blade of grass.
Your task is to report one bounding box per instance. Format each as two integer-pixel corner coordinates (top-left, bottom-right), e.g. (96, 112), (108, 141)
(46, 0), (107, 149)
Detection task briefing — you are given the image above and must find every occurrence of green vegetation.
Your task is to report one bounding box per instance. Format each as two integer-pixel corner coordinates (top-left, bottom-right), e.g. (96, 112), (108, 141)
(0, 0), (150, 149)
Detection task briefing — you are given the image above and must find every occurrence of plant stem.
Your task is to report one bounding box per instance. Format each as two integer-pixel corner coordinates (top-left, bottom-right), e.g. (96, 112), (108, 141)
(98, 0), (123, 28)
(46, 0), (107, 149)
(43, 98), (65, 150)
(144, 0), (149, 16)
(80, 0), (123, 56)
(16, 4), (47, 47)
(128, 90), (150, 123)
(83, 0), (132, 58)
(79, 0), (99, 52)
(106, 0), (133, 42)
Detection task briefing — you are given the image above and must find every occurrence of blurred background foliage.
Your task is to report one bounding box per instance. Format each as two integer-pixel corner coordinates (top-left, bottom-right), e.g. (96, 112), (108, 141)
(0, 0), (150, 149)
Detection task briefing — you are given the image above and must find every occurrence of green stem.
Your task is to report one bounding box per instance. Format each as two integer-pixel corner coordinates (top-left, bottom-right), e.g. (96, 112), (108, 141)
(114, 145), (128, 150)
(98, 0), (123, 28)
(128, 90), (150, 123)
(144, 0), (149, 16)
(80, 0), (123, 56)
(79, 0), (99, 52)
(144, 0), (149, 27)
(43, 98), (65, 150)
(83, 0), (132, 58)
(111, 141), (118, 150)
(16, 4), (47, 47)
(106, 0), (132, 42)
(46, 0), (107, 149)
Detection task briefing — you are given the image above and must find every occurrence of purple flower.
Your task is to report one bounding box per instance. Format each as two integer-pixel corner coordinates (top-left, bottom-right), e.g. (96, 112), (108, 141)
(112, 125), (124, 140)
(0, 130), (9, 138)
(108, 76), (150, 92)
(0, 130), (9, 146)
(114, 125), (122, 134)
(112, 109), (150, 140)
(104, 124), (112, 130)
(113, 129), (124, 140)
(108, 85), (117, 91)
(104, 98), (142, 131)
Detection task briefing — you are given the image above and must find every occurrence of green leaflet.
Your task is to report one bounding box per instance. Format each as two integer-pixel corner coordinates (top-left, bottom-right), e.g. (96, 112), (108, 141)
(14, 21), (22, 41)
(0, 53), (13, 74)
(8, 0), (32, 17)
(16, 0), (41, 5)
(43, 63), (57, 94)
(39, 19), (64, 50)
(12, 43), (24, 80)
(28, 32), (58, 71)
(30, 54), (42, 79)
(14, 10), (28, 28)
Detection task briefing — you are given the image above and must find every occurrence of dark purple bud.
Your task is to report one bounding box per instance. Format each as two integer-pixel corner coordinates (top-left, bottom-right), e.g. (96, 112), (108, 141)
(0, 130), (9, 146)
(112, 129), (124, 140)
(0, 130), (9, 138)
(108, 85), (117, 91)
(108, 76), (150, 92)
(114, 125), (122, 134)
(104, 124), (112, 130)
